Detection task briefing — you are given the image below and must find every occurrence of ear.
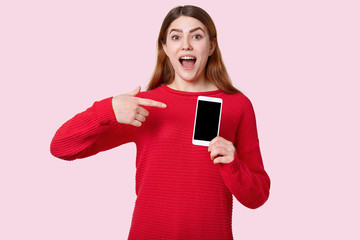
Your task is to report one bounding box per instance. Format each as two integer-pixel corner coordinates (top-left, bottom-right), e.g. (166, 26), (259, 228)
(208, 38), (216, 56)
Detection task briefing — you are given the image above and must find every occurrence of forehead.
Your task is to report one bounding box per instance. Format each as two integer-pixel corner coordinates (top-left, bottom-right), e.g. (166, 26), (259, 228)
(168, 16), (206, 33)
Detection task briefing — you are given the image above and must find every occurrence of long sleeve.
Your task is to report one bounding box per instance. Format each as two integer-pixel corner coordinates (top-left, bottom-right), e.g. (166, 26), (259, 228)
(50, 97), (135, 160)
(219, 97), (270, 209)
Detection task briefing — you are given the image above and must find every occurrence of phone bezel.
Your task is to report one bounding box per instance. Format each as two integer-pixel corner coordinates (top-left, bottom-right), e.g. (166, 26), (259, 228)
(192, 96), (223, 146)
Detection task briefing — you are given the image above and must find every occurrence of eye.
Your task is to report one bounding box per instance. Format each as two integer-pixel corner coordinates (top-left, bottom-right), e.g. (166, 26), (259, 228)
(171, 35), (180, 40)
(193, 34), (202, 40)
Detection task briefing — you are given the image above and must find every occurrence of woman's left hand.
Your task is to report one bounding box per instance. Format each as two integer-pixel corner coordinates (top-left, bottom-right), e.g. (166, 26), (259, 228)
(208, 136), (235, 164)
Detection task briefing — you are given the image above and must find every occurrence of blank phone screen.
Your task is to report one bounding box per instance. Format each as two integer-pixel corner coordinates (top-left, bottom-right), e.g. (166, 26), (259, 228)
(194, 100), (221, 141)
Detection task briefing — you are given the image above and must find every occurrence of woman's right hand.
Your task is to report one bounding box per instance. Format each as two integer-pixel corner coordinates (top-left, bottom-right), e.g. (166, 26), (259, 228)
(112, 86), (167, 127)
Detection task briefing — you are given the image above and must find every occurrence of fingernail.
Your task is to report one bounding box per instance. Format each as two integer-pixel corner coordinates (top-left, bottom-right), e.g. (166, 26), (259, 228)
(162, 104), (167, 108)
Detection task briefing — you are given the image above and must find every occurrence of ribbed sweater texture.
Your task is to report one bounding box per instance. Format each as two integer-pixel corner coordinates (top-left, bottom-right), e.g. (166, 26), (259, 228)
(50, 84), (270, 240)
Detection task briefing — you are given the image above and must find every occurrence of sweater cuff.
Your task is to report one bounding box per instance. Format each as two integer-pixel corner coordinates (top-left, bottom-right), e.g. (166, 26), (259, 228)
(93, 97), (118, 125)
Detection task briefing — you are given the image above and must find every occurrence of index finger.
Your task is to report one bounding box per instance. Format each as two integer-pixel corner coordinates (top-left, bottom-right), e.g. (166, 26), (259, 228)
(208, 136), (220, 152)
(137, 97), (167, 108)
(208, 136), (230, 151)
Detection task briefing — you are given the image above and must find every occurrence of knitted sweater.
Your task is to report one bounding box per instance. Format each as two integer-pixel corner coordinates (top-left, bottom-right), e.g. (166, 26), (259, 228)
(50, 84), (270, 240)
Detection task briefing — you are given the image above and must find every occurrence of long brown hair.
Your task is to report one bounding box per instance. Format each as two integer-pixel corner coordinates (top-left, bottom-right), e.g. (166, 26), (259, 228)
(147, 5), (240, 94)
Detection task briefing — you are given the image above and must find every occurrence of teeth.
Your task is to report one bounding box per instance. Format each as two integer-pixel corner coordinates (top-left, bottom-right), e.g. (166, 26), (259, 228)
(180, 56), (196, 60)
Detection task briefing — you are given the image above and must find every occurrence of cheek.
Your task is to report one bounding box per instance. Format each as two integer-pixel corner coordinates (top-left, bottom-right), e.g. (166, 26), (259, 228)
(166, 41), (179, 51)
(198, 49), (210, 65)
(166, 48), (179, 61)
(196, 43), (211, 57)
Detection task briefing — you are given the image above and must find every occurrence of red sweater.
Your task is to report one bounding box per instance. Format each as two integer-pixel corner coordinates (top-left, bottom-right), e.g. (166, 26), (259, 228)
(50, 84), (270, 240)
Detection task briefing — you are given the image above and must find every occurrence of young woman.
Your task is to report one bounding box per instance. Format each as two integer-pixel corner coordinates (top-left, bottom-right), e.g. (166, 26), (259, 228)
(51, 5), (270, 240)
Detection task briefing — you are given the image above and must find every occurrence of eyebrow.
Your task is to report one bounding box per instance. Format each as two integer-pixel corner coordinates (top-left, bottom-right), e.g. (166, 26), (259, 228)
(169, 27), (205, 34)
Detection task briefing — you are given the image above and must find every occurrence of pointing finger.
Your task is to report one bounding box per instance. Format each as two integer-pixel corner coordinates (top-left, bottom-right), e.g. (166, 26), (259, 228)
(137, 98), (167, 108)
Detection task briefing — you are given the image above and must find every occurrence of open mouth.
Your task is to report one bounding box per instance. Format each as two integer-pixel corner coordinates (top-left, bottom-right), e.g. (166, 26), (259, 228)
(179, 56), (197, 68)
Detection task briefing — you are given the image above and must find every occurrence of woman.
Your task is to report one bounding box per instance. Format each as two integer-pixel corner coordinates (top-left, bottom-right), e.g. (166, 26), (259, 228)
(51, 5), (270, 240)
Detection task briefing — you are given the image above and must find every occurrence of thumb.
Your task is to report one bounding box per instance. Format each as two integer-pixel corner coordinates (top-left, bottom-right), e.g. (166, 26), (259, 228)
(127, 86), (141, 96)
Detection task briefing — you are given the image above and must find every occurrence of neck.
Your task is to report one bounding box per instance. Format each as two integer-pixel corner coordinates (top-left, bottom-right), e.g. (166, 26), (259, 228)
(167, 78), (218, 92)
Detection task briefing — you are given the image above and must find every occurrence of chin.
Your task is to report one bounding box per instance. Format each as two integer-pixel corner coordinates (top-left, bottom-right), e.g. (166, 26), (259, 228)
(177, 74), (199, 82)
(175, 70), (201, 82)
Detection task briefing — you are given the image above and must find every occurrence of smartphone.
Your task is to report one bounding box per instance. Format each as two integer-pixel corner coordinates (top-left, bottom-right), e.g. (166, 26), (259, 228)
(192, 96), (223, 146)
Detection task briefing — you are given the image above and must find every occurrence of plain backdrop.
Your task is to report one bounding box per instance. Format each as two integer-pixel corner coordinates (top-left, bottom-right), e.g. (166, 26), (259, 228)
(1, 0), (359, 239)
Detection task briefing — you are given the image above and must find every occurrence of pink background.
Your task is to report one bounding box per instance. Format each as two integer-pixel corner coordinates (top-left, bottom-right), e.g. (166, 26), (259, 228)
(1, 0), (359, 239)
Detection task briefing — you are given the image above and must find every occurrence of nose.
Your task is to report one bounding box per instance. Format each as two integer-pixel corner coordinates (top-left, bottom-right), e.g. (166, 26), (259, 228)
(181, 37), (193, 50)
